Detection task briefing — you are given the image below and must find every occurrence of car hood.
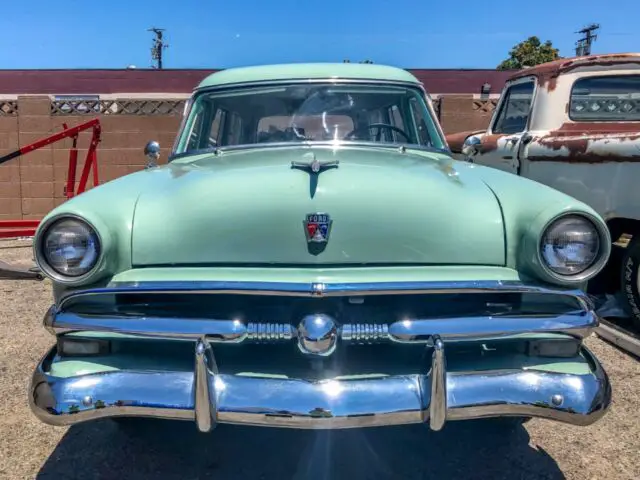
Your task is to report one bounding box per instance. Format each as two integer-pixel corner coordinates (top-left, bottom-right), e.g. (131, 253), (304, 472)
(131, 145), (505, 266)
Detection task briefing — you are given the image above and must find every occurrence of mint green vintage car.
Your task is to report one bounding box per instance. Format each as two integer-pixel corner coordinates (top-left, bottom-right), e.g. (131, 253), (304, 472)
(29, 63), (612, 434)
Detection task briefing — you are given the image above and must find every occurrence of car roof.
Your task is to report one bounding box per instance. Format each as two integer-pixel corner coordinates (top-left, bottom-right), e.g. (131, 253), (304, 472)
(196, 63), (422, 89)
(507, 52), (640, 83)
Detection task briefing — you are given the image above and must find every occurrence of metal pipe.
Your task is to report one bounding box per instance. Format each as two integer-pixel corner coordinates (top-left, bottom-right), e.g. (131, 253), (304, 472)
(60, 280), (592, 305)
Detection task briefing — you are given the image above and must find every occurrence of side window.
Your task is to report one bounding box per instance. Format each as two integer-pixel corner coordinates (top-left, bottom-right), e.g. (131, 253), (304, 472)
(226, 112), (243, 145)
(185, 105), (225, 150)
(185, 104), (205, 151)
(367, 109), (391, 141)
(388, 105), (406, 142)
(206, 109), (243, 147)
(209, 109), (226, 147)
(409, 97), (431, 145)
(570, 75), (640, 121)
(492, 81), (535, 134)
(388, 105), (405, 129)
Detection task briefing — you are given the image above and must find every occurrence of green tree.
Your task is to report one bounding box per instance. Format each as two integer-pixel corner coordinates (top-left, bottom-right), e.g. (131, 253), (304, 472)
(497, 36), (561, 70)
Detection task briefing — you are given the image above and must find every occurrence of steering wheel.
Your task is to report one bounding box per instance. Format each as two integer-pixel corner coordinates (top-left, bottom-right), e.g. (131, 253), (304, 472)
(344, 123), (411, 142)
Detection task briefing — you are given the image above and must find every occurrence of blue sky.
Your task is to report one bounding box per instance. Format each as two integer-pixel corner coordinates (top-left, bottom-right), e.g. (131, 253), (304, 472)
(1, 0), (638, 69)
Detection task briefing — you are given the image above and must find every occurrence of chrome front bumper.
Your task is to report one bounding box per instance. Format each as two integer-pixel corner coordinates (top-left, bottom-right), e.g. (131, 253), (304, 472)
(29, 338), (611, 432)
(30, 280), (612, 431)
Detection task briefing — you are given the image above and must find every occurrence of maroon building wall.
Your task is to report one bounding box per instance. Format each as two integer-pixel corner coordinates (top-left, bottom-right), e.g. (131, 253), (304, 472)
(0, 68), (515, 95)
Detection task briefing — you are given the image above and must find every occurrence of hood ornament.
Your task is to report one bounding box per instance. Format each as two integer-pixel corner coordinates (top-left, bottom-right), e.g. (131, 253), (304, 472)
(291, 153), (339, 174)
(304, 213), (332, 244)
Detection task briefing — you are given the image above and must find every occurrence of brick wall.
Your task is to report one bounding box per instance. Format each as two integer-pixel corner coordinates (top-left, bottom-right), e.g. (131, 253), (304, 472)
(438, 95), (498, 133)
(0, 94), (497, 220)
(0, 96), (184, 220)
(0, 109), (20, 220)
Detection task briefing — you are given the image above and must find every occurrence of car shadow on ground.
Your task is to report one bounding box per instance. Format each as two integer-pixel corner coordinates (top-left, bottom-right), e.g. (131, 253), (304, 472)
(37, 418), (564, 479)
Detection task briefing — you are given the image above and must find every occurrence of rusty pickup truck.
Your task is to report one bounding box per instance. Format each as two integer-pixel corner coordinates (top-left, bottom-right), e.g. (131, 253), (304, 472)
(447, 53), (640, 327)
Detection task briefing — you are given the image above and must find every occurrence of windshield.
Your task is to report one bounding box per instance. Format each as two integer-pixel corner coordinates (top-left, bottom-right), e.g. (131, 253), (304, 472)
(172, 82), (445, 156)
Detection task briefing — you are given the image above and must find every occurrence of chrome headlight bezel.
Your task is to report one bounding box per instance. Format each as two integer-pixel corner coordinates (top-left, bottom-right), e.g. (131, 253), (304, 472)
(34, 214), (104, 284)
(536, 212), (611, 284)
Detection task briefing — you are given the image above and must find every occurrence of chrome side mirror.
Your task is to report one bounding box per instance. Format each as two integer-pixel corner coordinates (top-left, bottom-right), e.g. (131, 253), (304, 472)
(461, 136), (481, 158)
(144, 141), (160, 169)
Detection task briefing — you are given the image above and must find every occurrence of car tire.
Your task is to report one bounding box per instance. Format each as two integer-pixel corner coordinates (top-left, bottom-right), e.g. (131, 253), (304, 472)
(620, 236), (640, 329)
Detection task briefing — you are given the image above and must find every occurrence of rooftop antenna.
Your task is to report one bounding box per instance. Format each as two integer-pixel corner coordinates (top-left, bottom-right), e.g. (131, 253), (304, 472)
(575, 24), (599, 56)
(148, 27), (168, 69)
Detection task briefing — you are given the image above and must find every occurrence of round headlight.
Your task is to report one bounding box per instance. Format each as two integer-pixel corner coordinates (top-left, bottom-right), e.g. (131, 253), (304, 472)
(540, 215), (600, 276)
(40, 218), (101, 278)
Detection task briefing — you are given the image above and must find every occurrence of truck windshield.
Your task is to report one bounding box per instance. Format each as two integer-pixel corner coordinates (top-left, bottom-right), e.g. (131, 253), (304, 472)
(173, 83), (445, 155)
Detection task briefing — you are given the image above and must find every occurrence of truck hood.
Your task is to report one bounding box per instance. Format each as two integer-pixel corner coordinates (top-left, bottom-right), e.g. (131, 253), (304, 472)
(131, 146), (505, 266)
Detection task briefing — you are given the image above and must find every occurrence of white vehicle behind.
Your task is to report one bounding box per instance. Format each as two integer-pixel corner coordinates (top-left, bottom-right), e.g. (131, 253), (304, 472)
(446, 53), (640, 327)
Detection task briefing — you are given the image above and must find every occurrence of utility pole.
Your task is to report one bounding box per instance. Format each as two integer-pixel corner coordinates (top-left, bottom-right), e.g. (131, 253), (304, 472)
(148, 27), (168, 69)
(575, 24), (599, 56)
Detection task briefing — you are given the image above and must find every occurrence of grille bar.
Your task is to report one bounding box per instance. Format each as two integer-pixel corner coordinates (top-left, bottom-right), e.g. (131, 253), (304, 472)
(48, 309), (597, 343)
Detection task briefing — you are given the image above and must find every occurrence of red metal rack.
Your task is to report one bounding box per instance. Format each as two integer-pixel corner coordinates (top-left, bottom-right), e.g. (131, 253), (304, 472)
(0, 118), (102, 239)
(0, 119), (102, 279)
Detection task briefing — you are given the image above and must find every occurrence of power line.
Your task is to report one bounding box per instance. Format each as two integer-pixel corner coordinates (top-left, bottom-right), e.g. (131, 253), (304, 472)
(148, 27), (168, 69)
(575, 24), (599, 56)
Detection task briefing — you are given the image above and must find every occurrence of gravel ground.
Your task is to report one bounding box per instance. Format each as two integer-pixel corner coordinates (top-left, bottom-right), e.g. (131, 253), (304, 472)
(1, 239), (639, 480)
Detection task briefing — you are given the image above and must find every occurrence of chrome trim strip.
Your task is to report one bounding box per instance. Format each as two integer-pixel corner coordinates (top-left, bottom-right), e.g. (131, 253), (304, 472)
(60, 280), (593, 308)
(341, 323), (389, 342)
(381, 312), (595, 341)
(50, 310), (598, 342)
(52, 314), (300, 341)
(429, 336), (446, 431)
(175, 141), (451, 158)
(193, 78), (427, 93)
(247, 322), (296, 342)
(28, 344), (611, 430)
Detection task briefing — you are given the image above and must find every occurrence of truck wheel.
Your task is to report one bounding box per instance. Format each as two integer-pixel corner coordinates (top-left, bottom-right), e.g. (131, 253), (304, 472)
(620, 236), (640, 329)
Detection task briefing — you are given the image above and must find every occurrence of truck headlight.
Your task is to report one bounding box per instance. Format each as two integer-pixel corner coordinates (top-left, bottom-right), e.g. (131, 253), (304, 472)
(540, 215), (601, 276)
(36, 217), (101, 279)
